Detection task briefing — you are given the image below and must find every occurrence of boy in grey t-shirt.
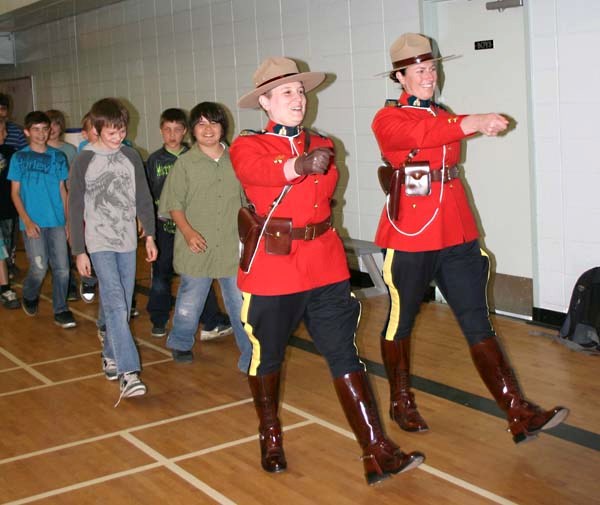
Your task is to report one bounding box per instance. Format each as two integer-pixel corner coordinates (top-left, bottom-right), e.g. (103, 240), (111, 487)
(68, 98), (157, 405)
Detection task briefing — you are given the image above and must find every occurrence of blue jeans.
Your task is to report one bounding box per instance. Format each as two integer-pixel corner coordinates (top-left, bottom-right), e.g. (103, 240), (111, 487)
(91, 250), (139, 375)
(167, 275), (252, 372)
(22, 226), (69, 314)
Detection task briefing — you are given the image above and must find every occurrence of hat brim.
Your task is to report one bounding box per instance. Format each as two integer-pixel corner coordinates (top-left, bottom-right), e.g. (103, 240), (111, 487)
(374, 54), (460, 77)
(238, 71), (326, 109)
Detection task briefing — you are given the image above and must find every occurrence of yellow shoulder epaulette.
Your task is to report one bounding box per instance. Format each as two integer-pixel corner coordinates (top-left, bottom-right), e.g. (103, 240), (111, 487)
(239, 129), (264, 136)
(384, 99), (399, 107)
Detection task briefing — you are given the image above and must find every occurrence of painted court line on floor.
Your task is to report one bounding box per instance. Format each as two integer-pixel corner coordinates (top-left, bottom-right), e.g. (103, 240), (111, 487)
(283, 403), (521, 505)
(2, 388), (519, 505)
(122, 432), (237, 505)
(0, 347), (53, 385)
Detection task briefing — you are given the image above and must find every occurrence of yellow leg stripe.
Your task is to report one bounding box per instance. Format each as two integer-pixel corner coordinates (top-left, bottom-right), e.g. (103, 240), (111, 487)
(350, 292), (366, 370)
(241, 291), (261, 376)
(382, 248), (400, 342)
(479, 248), (495, 332)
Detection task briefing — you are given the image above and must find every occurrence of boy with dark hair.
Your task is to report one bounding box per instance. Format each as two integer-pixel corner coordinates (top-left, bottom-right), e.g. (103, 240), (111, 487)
(0, 120), (20, 309)
(159, 102), (251, 371)
(69, 98), (157, 404)
(8, 111), (75, 327)
(145, 108), (233, 339)
(0, 93), (27, 150)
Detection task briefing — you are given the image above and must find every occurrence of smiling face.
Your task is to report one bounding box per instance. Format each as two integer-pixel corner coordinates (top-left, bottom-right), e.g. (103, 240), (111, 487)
(96, 124), (127, 151)
(49, 120), (62, 142)
(397, 61), (437, 101)
(258, 81), (306, 127)
(24, 123), (50, 150)
(193, 116), (223, 151)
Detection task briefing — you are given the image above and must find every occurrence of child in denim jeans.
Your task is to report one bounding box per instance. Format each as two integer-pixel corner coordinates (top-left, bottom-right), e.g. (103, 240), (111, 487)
(8, 111), (75, 327)
(69, 98), (157, 405)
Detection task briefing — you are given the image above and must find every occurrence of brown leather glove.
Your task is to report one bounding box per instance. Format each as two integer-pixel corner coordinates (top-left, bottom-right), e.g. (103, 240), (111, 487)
(294, 147), (335, 176)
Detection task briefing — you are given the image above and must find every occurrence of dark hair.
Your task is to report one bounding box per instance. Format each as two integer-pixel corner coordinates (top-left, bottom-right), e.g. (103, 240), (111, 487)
(0, 93), (10, 108)
(24, 111), (51, 130)
(389, 68), (406, 83)
(160, 108), (188, 128)
(189, 102), (229, 142)
(89, 98), (129, 135)
(46, 109), (66, 133)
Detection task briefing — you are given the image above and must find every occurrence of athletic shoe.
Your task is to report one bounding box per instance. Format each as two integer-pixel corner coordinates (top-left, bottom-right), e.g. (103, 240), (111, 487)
(115, 372), (147, 407)
(79, 281), (96, 303)
(22, 297), (39, 316)
(98, 325), (106, 344)
(0, 289), (21, 309)
(171, 349), (194, 363)
(54, 310), (77, 329)
(200, 323), (233, 341)
(151, 326), (167, 338)
(102, 355), (118, 381)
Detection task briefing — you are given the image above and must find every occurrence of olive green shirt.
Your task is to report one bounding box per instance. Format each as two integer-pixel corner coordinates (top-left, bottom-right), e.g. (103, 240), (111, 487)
(158, 143), (241, 278)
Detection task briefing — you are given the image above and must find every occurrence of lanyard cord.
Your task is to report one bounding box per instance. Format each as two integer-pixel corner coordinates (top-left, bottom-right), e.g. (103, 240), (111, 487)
(386, 106), (446, 237)
(244, 129), (310, 272)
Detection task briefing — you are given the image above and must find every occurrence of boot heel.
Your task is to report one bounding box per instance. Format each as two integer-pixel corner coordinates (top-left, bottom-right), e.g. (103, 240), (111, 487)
(513, 431), (538, 444)
(362, 454), (390, 486)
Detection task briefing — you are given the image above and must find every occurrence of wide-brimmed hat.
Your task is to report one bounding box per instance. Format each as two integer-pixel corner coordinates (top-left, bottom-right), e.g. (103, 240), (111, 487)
(380, 33), (457, 75)
(238, 57), (326, 109)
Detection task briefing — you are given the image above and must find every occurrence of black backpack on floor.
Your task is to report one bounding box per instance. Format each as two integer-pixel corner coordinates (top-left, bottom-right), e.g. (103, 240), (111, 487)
(558, 267), (600, 355)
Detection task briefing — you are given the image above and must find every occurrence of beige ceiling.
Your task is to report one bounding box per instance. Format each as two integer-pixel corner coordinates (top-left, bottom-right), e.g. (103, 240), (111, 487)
(0, 0), (124, 33)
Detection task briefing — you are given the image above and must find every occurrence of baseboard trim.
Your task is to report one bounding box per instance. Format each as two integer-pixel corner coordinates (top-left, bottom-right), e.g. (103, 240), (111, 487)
(531, 307), (566, 329)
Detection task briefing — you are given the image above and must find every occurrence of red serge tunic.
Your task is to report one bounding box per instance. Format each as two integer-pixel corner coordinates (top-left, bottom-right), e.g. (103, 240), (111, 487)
(230, 121), (349, 295)
(371, 92), (480, 252)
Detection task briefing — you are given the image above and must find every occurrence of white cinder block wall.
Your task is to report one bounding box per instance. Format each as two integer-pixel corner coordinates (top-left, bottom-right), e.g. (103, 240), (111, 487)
(1, 0), (598, 314)
(0, 0), (420, 245)
(528, 0), (600, 313)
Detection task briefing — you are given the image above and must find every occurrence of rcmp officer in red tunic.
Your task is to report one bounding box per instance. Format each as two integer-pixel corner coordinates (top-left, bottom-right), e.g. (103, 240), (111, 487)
(231, 57), (424, 485)
(372, 33), (569, 443)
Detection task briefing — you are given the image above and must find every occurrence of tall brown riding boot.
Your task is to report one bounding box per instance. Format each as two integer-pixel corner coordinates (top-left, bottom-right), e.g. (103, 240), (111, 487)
(381, 337), (429, 432)
(334, 370), (425, 485)
(248, 371), (287, 472)
(470, 337), (569, 444)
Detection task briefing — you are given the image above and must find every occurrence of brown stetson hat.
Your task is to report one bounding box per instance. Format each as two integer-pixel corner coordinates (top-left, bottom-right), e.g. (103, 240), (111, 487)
(238, 57), (326, 109)
(379, 33), (457, 75)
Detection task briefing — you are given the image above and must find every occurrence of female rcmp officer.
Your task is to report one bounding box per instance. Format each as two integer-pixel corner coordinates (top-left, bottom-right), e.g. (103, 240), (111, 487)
(230, 57), (424, 485)
(372, 33), (569, 444)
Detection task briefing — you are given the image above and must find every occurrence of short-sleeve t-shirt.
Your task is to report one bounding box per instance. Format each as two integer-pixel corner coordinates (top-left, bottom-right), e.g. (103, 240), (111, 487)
(7, 146), (68, 229)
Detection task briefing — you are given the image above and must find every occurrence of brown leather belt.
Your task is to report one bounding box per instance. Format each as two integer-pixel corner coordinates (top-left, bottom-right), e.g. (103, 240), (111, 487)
(399, 165), (459, 183)
(290, 216), (332, 241)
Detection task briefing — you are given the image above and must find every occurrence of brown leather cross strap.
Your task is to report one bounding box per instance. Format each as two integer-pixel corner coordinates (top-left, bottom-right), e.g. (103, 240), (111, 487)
(399, 165), (459, 183)
(289, 216), (332, 240)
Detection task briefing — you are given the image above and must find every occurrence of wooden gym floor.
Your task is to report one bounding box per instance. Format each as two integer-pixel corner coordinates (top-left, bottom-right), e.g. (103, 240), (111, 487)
(1, 245), (599, 505)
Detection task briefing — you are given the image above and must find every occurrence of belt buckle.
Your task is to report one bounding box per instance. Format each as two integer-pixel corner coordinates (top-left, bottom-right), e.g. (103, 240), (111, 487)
(304, 224), (316, 240)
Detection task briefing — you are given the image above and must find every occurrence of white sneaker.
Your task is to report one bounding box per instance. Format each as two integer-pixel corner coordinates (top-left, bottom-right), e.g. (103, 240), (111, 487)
(115, 372), (147, 407)
(102, 355), (118, 381)
(200, 323), (233, 341)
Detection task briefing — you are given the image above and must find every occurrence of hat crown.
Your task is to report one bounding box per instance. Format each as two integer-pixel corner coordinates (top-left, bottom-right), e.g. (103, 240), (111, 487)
(390, 33), (433, 67)
(253, 57), (300, 88)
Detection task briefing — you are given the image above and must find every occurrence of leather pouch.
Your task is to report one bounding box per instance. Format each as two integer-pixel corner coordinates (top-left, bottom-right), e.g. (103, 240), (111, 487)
(238, 207), (262, 273)
(378, 162), (402, 221)
(265, 217), (293, 255)
(404, 162), (431, 196)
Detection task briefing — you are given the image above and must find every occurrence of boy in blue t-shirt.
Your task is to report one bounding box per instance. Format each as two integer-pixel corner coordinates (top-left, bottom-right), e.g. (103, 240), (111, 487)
(8, 111), (76, 328)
